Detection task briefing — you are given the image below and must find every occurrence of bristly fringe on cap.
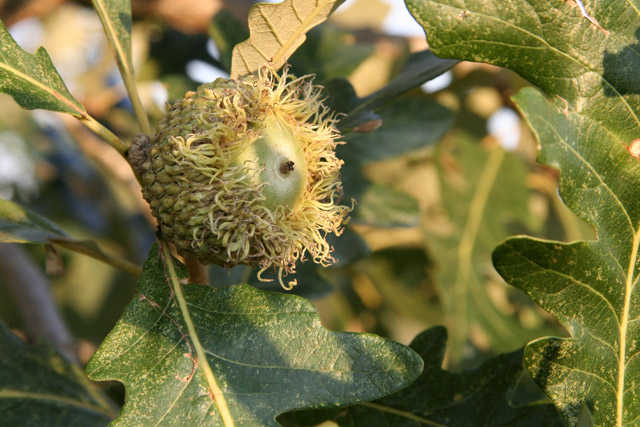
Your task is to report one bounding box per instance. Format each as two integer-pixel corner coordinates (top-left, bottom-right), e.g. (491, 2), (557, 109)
(136, 66), (351, 289)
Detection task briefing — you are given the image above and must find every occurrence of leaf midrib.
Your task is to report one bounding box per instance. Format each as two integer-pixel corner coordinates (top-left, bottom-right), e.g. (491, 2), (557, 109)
(618, 228), (640, 426)
(452, 148), (505, 353)
(92, 0), (132, 76)
(162, 244), (234, 427)
(623, 0), (640, 17)
(0, 60), (84, 116)
(536, 108), (640, 426)
(532, 104), (639, 427)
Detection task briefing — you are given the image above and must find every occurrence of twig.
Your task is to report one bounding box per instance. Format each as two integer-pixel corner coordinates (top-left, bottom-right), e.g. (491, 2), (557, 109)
(0, 243), (77, 363)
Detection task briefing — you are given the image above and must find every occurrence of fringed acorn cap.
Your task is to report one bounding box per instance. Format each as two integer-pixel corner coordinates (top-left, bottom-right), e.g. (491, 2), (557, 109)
(129, 67), (350, 289)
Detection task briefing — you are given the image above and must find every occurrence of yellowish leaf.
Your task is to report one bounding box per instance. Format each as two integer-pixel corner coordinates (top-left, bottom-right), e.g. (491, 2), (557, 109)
(231, 0), (345, 79)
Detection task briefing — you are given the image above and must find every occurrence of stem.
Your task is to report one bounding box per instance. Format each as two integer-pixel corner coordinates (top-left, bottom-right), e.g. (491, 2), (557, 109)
(120, 65), (152, 135)
(161, 243), (234, 426)
(91, 0), (152, 136)
(78, 115), (128, 156)
(52, 240), (141, 277)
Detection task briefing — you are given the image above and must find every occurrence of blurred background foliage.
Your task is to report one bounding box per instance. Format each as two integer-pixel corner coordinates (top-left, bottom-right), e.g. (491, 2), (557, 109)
(0, 0), (596, 380)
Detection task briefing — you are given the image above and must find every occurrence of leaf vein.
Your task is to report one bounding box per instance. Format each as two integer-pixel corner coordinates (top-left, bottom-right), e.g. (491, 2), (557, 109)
(624, 0), (640, 17)
(428, 0), (640, 129)
(260, 7), (285, 46)
(204, 349), (402, 373)
(510, 250), (620, 327)
(533, 350), (618, 394)
(154, 367), (196, 426)
(0, 61), (83, 116)
(86, 297), (172, 375)
(536, 114), (635, 235)
(186, 301), (315, 316)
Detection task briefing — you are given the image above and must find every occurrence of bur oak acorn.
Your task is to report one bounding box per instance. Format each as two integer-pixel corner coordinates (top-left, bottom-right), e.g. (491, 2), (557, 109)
(129, 67), (350, 289)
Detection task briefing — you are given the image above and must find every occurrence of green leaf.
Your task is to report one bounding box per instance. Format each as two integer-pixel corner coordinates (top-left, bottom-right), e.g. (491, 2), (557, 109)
(290, 327), (562, 426)
(355, 248), (444, 326)
(209, 9), (250, 71)
(0, 321), (115, 426)
(355, 183), (420, 228)
(341, 97), (455, 163)
(0, 199), (141, 276)
(0, 20), (85, 117)
(406, 0), (640, 423)
(0, 198), (70, 243)
(288, 26), (375, 81)
(425, 134), (553, 361)
(91, 0), (133, 88)
(327, 50), (458, 132)
(494, 86), (640, 426)
(339, 138), (421, 229)
(86, 243), (423, 425)
(324, 78), (381, 131)
(0, 18), (126, 153)
(405, 0), (640, 143)
(230, 0), (347, 79)
(333, 95), (454, 230)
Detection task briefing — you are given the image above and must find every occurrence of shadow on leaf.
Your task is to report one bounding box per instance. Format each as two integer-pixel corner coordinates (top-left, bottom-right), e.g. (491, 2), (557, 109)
(602, 28), (640, 96)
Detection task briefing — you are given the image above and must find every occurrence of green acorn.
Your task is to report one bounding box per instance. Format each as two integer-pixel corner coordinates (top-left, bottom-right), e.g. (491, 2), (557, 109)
(129, 67), (350, 289)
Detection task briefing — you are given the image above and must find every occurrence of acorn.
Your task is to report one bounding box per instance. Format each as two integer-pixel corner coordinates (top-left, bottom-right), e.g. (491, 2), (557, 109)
(129, 67), (350, 289)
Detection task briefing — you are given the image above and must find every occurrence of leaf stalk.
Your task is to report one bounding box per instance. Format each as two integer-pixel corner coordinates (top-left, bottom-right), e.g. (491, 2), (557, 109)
(78, 115), (128, 156)
(120, 67), (152, 135)
(53, 240), (141, 277)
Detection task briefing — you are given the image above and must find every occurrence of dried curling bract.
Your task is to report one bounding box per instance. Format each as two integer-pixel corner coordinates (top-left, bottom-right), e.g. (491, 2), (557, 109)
(130, 67), (351, 289)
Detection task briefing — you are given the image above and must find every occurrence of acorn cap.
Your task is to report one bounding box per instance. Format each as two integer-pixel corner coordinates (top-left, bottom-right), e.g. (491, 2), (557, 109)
(130, 67), (350, 289)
